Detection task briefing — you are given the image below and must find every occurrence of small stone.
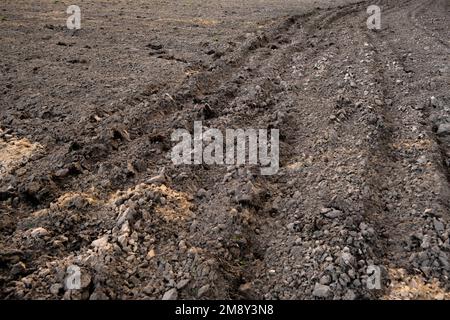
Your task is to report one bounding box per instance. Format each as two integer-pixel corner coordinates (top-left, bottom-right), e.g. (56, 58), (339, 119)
(146, 43), (163, 50)
(117, 234), (128, 248)
(430, 96), (443, 108)
(341, 252), (355, 266)
(437, 123), (450, 136)
(287, 221), (301, 232)
(196, 188), (207, 198)
(312, 283), (331, 298)
(433, 219), (445, 233)
(343, 289), (356, 300)
(80, 273), (92, 289)
(239, 282), (252, 293)
(417, 155), (427, 165)
(319, 275), (332, 285)
(54, 168), (70, 178)
(92, 235), (109, 249)
(197, 284), (210, 298)
(424, 208), (441, 217)
(178, 240), (187, 252)
(435, 293), (445, 300)
(116, 207), (136, 227)
(147, 249), (156, 260)
(324, 209), (343, 219)
(162, 288), (178, 300)
(235, 181), (260, 207)
(89, 289), (109, 300)
(421, 235), (431, 249)
(11, 262), (27, 276)
(147, 168), (167, 185)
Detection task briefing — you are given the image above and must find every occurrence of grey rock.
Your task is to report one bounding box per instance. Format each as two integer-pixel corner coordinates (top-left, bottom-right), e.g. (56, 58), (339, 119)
(196, 188), (207, 198)
(117, 234), (128, 248)
(324, 209), (343, 219)
(92, 235), (109, 249)
(437, 123), (450, 136)
(343, 289), (356, 300)
(30, 227), (50, 238)
(235, 181), (261, 207)
(430, 96), (444, 108)
(162, 288), (178, 300)
(197, 284), (210, 298)
(287, 221), (301, 232)
(89, 289), (109, 300)
(312, 283), (331, 298)
(433, 219), (445, 233)
(319, 274), (332, 285)
(147, 168), (167, 185)
(439, 254), (449, 269)
(50, 283), (63, 295)
(116, 207), (136, 227)
(176, 279), (190, 290)
(11, 262), (27, 276)
(421, 235), (431, 249)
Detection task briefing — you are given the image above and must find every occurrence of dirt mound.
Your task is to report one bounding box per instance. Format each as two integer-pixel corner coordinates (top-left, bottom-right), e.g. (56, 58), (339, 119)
(0, 0), (449, 299)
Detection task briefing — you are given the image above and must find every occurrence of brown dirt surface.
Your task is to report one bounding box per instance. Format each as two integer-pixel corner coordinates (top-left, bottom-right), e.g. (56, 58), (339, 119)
(0, 0), (449, 300)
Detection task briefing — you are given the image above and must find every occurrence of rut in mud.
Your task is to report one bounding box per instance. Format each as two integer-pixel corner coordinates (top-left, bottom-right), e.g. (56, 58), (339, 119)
(0, 0), (449, 299)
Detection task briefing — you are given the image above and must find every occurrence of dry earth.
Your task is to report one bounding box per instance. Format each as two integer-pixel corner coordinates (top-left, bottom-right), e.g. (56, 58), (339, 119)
(0, 0), (449, 300)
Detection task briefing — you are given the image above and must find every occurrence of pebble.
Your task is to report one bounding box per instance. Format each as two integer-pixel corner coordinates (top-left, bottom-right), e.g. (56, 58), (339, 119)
(196, 188), (207, 198)
(343, 289), (356, 300)
(30, 227), (49, 238)
(11, 262), (26, 276)
(319, 274), (332, 285)
(147, 168), (167, 185)
(118, 234), (128, 248)
(437, 123), (450, 136)
(50, 283), (63, 295)
(92, 235), (109, 249)
(147, 249), (156, 260)
(433, 219), (445, 233)
(162, 288), (178, 300)
(176, 279), (190, 290)
(116, 207), (136, 227)
(324, 209), (343, 219)
(197, 284), (210, 298)
(312, 283), (331, 298)
(340, 251), (355, 266)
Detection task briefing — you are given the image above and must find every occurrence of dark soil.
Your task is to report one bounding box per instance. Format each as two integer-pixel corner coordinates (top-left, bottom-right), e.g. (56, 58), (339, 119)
(0, 0), (449, 299)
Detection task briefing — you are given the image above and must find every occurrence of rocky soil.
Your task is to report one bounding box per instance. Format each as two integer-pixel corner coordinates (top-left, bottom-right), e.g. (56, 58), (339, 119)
(0, 0), (449, 299)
